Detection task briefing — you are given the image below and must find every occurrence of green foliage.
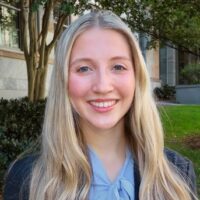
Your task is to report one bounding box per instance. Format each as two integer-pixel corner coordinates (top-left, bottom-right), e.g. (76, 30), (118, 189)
(0, 97), (46, 189)
(0, 1), (18, 31)
(32, 0), (75, 14)
(180, 63), (200, 84)
(31, 0), (48, 11)
(135, 1), (200, 53)
(25, 0), (200, 55)
(154, 84), (176, 100)
(60, 1), (75, 15)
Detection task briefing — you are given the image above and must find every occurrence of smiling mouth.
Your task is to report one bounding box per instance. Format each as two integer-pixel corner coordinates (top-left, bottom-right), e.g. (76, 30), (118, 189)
(89, 100), (117, 108)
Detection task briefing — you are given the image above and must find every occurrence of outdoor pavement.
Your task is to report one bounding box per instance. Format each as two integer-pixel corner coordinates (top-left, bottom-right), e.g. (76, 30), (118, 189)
(157, 101), (181, 106)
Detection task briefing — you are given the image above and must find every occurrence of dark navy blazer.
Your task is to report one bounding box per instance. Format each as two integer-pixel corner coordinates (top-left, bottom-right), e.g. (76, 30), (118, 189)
(3, 148), (197, 200)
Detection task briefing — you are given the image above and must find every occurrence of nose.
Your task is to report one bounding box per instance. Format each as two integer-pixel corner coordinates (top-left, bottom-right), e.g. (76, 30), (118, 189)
(92, 69), (113, 94)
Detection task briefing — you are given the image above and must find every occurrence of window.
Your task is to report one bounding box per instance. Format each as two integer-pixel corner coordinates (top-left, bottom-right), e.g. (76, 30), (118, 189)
(0, 1), (20, 49)
(139, 33), (147, 62)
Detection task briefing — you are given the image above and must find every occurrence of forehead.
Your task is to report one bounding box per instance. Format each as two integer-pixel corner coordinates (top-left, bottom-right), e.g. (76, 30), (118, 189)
(74, 27), (129, 45)
(70, 27), (132, 60)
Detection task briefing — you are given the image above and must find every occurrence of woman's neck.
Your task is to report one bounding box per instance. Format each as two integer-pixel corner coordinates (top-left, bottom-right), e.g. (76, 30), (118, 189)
(81, 120), (127, 181)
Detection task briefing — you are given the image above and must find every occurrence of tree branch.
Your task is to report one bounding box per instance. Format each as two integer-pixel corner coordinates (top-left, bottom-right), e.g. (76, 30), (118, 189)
(38, 0), (54, 69)
(20, 0), (29, 60)
(46, 14), (67, 53)
(28, 0), (38, 68)
(125, 18), (200, 57)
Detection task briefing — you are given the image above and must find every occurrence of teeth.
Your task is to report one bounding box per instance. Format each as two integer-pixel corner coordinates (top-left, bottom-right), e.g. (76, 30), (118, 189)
(90, 101), (116, 108)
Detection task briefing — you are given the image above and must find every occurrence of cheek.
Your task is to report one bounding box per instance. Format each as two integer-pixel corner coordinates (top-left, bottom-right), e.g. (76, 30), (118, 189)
(68, 75), (88, 99)
(118, 74), (135, 98)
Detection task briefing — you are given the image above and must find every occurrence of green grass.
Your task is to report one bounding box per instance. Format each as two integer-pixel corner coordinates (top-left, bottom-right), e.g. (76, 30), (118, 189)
(159, 105), (200, 197)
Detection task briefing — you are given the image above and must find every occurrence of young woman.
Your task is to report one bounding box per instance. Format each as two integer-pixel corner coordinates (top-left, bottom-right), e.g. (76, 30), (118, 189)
(4, 10), (197, 200)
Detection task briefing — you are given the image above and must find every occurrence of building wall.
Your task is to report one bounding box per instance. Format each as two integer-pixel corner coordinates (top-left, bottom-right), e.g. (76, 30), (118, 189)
(0, 49), (53, 99)
(0, 49), (27, 99)
(146, 47), (160, 89)
(139, 34), (160, 89)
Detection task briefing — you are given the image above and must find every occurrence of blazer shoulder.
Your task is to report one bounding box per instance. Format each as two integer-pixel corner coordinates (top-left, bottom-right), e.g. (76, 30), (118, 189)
(164, 148), (191, 167)
(164, 148), (197, 195)
(3, 154), (38, 200)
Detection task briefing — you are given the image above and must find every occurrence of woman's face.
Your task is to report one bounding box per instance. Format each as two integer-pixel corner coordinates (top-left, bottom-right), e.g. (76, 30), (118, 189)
(69, 27), (135, 131)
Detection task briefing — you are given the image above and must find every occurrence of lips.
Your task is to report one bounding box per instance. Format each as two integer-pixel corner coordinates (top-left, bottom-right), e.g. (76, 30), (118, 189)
(88, 99), (118, 112)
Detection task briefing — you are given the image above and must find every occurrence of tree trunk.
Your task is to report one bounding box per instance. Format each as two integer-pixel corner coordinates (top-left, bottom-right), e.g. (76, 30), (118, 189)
(27, 58), (36, 102)
(34, 65), (48, 101)
(20, 0), (70, 102)
(27, 64), (48, 102)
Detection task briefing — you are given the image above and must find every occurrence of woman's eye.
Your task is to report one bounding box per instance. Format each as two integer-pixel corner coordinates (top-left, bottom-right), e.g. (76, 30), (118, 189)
(77, 66), (91, 73)
(113, 64), (126, 71)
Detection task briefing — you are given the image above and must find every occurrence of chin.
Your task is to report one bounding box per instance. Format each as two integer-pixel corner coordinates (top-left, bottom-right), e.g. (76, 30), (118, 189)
(93, 122), (119, 130)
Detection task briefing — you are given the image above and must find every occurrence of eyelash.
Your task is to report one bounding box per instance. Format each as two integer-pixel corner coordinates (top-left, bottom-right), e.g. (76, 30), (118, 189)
(77, 66), (91, 73)
(113, 64), (126, 71)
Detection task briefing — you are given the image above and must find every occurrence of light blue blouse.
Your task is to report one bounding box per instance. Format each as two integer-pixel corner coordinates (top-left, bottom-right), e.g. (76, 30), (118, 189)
(88, 148), (134, 200)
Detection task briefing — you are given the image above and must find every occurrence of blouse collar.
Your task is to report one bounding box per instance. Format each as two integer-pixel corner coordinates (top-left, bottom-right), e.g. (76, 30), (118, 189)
(88, 147), (135, 199)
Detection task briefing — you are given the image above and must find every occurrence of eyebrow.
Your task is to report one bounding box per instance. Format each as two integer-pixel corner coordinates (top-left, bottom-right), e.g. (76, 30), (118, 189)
(70, 58), (93, 66)
(111, 56), (132, 61)
(70, 56), (132, 66)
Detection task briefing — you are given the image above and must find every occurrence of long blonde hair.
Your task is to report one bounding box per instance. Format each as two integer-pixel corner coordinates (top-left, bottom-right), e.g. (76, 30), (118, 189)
(29, 10), (197, 200)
